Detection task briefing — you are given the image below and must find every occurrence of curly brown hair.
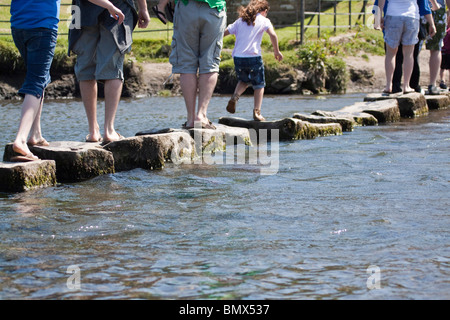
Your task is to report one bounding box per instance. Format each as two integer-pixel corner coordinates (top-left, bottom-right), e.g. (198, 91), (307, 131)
(238, 0), (270, 26)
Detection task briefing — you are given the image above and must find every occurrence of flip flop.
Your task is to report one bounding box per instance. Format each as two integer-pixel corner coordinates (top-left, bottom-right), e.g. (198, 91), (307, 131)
(101, 133), (125, 146)
(85, 134), (103, 143)
(10, 152), (39, 162)
(152, 5), (167, 25)
(201, 120), (216, 130)
(182, 122), (194, 129)
(27, 138), (49, 147)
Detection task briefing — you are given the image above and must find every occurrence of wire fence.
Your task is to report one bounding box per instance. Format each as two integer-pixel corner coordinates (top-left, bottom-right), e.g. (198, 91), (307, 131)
(1, 1), (373, 44)
(298, 0), (370, 44)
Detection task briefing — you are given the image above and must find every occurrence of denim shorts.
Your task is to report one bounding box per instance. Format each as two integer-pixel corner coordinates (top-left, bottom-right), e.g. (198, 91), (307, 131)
(12, 27), (57, 99)
(233, 56), (265, 89)
(384, 15), (419, 48)
(170, 0), (226, 74)
(72, 25), (125, 82)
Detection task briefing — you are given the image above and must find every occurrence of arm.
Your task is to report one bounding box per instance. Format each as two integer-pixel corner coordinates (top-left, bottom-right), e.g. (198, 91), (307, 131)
(136, 0), (150, 29)
(378, 0), (385, 29)
(424, 13), (437, 38)
(224, 29), (230, 37)
(88, 0), (125, 24)
(429, 0), (440, 11)
(266, 27), (283, 62)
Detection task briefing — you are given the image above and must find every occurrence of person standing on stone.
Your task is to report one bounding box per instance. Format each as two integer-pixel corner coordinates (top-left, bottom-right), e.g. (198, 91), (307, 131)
(378, 0), (424, 95)
(68, 0), (150, 144)
(9, 0), (60, 162)
(224, 0), (283, 121)
(169, 0), (227, 130)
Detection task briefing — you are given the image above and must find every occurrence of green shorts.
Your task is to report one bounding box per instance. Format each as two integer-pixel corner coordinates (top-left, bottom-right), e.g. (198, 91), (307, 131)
(426, 7), (447, 51)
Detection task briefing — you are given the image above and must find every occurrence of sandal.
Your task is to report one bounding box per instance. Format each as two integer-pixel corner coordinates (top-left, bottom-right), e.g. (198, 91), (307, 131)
(10, 152), (39, 162)
(152, 5), (167, 25)
(101, 133), (125, 146)
(253, 109), (266, 122)
(201, 120), (216, 130)
(226, 93), (240, 114)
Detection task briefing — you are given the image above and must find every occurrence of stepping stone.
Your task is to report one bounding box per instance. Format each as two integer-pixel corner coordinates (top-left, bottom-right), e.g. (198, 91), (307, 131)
(364, 92), (428, 118)
(0, 160), (56, 192)
(425, 95), (450, 110)
(312, 110), (378, 126)
(3, 141), (115, 183)
(136, 124), (252, 155)
(396, 92), (428, 117)
(292, 112), (354, 131)
(104, 131), (197, 171)
(218, 117), (342, 141)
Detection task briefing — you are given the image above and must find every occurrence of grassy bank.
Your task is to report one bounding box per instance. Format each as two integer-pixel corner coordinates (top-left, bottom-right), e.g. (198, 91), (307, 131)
(0, 0), (384, 93)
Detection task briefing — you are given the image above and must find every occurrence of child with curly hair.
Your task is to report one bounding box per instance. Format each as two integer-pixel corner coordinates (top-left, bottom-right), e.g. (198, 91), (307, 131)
(224, 0), (283, 121)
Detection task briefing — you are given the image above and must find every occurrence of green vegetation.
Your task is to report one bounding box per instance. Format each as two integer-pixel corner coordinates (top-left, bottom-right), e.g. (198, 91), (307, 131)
(0, 0), (384, 93)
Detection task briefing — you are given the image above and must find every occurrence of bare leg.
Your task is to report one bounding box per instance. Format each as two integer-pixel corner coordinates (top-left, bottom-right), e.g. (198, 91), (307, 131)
(27, 94), (49, 146)
(79, 80), (102, 142)
(253, 87), (265, 121)
(180, 73), (198, 128)
(402, 44), (415, 92)
(196, 72), (218, 124)
(103, 79), (123, 142)
(384, 44), (398, 92)
(12, 94), (42, 159)
(429, 50), (441, 87)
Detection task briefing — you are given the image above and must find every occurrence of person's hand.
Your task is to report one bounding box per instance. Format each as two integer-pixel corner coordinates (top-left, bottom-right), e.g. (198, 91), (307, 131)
(108, 6), (125, 25)
(431, 0), (441, 11)
(138, 9), (150, 28)
(274, 51), (283, 62)
(429, 24), (437, 38)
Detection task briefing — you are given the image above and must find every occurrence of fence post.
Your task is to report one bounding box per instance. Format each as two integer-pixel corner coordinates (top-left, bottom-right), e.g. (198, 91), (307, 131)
(318, 0), (321, 38)
(300, 0), (305, 44)
(349, 0), (352, 30)
(334, 0), (337, 34)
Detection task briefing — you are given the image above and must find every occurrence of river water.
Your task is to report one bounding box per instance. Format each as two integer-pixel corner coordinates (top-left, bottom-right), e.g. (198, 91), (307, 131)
(0, 93), (449, 299)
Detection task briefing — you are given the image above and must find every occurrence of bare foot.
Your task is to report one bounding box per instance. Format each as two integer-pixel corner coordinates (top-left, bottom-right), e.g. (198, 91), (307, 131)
(85, 133), (103, 143)
(27, 137), (49, 147)
(12, 141), (39, 161)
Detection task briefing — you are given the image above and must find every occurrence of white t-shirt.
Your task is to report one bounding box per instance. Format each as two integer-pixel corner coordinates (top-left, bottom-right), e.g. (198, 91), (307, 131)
(386, 0), (419, 19)
(226, 13), (273, 57)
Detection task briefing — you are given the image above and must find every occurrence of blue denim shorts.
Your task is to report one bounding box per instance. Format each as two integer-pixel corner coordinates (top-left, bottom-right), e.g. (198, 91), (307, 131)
(12, 27), (57, 99)
(384, 15), (419, 48)
(233, 56), (265, 89)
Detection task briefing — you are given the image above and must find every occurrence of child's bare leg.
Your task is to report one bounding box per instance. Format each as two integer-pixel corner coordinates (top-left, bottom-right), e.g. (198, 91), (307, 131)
(253, 88), (265, 121)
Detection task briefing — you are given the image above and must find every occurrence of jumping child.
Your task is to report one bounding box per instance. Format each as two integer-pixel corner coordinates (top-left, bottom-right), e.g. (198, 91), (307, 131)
(224, 0), (283, 121)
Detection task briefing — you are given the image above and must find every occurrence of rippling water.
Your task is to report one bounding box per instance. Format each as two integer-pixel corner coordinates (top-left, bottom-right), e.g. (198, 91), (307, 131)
(0, 93), (449, 299)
